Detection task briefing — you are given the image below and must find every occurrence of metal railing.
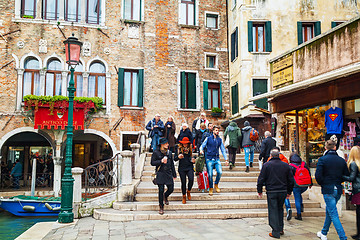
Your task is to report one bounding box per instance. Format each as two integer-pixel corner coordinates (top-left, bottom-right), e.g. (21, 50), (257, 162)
(83, 153), (121, 201)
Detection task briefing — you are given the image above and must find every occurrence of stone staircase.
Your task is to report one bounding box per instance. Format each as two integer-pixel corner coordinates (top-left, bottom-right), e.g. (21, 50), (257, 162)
(93, 152), (325, 221)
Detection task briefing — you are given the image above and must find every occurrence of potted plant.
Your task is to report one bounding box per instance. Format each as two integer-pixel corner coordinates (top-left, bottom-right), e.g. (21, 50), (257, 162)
(211, 107), (222, 117)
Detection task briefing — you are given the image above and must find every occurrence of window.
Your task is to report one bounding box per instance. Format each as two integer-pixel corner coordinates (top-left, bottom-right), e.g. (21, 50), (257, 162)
(297, 21), (321, 45)
(179, 0), (195, 25)
(86, 0), (101, 24)
(331, 21), (344, 28)
(253, 79), (268, 110)
(65, 0), (81, 22)
(124, 0), (141, 21)
(231, 83), (239, 114)
(67, 63), (84, 97)
(180, 72), (196, 109)
(23, 57), (40, 98)
(88, 62), (106, 102)
(45, 59), (62, 96)
(206, 13), (218, 29)
(231, 27), (238, 62)
(42, 0), (59, 20)
(203, 81), (222, 110)
(118, 68), (144, 107)
(21, 0), (36, 18)
(248, 21), (272, 52)
(205, 54), (217, 69)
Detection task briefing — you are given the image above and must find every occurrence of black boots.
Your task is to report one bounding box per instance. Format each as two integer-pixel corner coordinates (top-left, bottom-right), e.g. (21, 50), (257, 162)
(250, 162), (253, 167)
(245, 166), (250, 172)
(295, 213), (302, 220)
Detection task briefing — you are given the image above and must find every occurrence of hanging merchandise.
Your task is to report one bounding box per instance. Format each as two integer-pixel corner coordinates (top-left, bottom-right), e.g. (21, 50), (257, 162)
(325, 107), (343, 134)
(348, 122), (356, 138)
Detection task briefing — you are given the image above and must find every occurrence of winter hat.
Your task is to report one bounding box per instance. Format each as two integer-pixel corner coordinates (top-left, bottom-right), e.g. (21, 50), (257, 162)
(244, 121), (250, 127)
(290, 154), (302, 164)
(159, 138), (168, 145)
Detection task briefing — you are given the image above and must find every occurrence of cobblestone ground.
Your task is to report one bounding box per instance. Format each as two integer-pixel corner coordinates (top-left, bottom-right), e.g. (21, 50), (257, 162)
(43, 216), (356, 240)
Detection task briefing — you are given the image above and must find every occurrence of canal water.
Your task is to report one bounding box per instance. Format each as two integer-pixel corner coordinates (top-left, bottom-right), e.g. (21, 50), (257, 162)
(0, 209), (57, 240)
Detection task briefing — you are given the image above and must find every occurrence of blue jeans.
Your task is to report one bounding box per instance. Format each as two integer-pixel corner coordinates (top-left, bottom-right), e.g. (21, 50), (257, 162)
(205, 158), (222, 189)
(151, 134), (160, 151)
(244, 146), (254, 167)
(284, 198), (291, 211)
(293, 187), (308, 214)
(321, 189), (347, 240)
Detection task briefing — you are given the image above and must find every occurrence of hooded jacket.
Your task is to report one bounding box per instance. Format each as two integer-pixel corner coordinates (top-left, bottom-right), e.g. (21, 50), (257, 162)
(224, 122), (242, 149)
(241, 126), (255, 147)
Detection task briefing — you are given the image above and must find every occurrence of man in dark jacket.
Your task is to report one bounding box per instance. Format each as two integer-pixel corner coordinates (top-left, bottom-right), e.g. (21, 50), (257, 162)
(151, 138), (176, 215)
(315, 140), (349, 240)
(259, 131), (276, 163)
(146, 114), (165, 152)
(257, 149), (294, 239)
(241, 121), (256, 172)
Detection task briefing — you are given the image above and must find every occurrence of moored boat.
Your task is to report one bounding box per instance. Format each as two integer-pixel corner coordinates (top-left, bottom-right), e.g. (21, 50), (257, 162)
(0, 195), (61, 217)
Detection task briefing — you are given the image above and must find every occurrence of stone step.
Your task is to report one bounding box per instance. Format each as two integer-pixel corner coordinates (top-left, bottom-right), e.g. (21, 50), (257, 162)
(142, 165), (261, 172)
(144, 160), (260, 167)
(140, 176), (258, 182)
(141, 170), (259, 177)
(134, 192), (309, 202)
(113, 200), (320, 211)
(93, 208), (325, 222)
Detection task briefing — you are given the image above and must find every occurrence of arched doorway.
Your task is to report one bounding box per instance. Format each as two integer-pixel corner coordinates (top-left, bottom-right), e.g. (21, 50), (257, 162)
(0, 130), (53, 190)
(62, 130), (116, 169)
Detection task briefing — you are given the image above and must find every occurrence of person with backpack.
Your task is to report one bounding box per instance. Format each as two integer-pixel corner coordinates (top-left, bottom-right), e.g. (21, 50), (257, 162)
(151, 138), (177, 215)
(289, 152), (312, 221)
(224, 121), (242, 169)
(241, 121), (258, 172)
(174, 137), (196, 204)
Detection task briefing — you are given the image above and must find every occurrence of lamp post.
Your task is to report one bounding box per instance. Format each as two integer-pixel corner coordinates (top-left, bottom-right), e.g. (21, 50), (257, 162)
(58, 34), (82, 223)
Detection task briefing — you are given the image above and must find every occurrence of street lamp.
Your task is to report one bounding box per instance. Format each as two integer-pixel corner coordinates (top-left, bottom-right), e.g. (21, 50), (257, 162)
(58, 34), (82, 223)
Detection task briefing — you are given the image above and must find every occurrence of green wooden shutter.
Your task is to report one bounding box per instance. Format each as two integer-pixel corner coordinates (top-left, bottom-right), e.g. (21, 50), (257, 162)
(137, 69), (144, 107)
(118, 68), (124, 107)
(234, 83), (239, 114)
(231, 83), (239, 114)
(265, 21), (272, 52)
(235, 27), (238, 58)
(253, 79), (268, 110)
(331, 21), (337, 28)
(297, 21), (303, 45)
(180, 72), (186, 109)
(314, 21), (321, 36)
(187, 73), (196, 109)
(219, 82), (223, 109)
(248, 21), (253, 52)
(203, 81), (208, 110)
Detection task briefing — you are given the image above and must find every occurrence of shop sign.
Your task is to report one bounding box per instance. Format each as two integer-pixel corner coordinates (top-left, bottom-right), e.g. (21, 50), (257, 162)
(272, 55), (293, 88)
(34, 107), (85, 130)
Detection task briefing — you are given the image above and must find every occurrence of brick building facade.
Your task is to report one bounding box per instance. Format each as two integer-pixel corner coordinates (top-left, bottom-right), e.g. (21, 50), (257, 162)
(0, 0), (228, 194)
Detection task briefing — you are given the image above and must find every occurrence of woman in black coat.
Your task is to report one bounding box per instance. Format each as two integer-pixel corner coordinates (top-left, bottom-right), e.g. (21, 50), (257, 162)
(151, 138), (176, 215)
(343, 146), (360, 240)
(177, 123), (193, 144)
(174, 137), (195, 204)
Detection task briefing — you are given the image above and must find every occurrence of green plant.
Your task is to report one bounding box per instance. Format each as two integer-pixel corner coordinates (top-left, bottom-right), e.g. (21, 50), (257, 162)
(211, 107), (222, 113)
(22, 15), (34, 19)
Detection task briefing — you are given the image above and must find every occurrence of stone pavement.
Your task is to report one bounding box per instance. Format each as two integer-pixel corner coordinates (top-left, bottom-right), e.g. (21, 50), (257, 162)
(43, 216), (356, 240)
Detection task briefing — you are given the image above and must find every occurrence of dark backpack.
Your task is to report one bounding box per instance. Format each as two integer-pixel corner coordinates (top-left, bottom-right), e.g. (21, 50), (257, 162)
(249, 128), (259, 142)
(290, 162), (312, 187)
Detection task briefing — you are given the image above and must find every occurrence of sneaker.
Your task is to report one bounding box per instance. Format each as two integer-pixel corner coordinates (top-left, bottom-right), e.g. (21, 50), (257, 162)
(286, 209), (292, 220)
(295, 214), (302, 221)
(317, 231), (327, 240)
(229, 163), (233, 170)
(250, 162), (253, 167)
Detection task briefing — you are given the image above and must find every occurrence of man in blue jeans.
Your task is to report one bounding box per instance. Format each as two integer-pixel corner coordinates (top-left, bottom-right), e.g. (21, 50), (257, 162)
(200, 126), (228, 196)
(146, 114), (165, 152)
(315, 140), (350, 240)
(241, 121), (255, 172)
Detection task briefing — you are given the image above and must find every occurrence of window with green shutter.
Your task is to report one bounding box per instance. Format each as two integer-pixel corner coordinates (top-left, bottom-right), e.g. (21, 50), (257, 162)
(253, 79), (268, 110)
(180, 72), (197, 109)
(248, 21), (272, 52)
(332, 21), (344, 28)
(204, 82), (221, 110)
(298, 21), (321, 45)
(231, 27), (238, 62)
(231, 83), (239, 114)
(118, 68), (144, 107)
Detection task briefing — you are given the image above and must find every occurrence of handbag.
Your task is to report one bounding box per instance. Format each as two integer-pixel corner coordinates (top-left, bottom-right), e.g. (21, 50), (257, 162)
(224, 137), (230, 148)
(151, 165), (160, 185)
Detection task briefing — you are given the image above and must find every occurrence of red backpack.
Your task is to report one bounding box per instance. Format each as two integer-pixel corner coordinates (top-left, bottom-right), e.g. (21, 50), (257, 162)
(290, 162), (311, 186)
(249, 128), (259, 142)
